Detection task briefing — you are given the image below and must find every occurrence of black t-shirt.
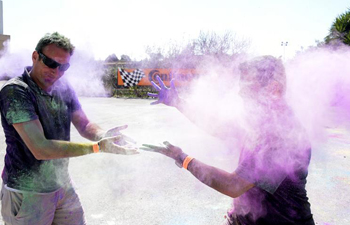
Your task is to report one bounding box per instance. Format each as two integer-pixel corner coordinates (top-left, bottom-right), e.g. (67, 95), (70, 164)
(231, 106), (315, 225)
(0, 67), (81, 192)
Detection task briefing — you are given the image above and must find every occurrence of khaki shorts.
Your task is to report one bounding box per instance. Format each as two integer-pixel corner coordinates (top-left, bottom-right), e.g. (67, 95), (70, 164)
(1, 183), (86, 225)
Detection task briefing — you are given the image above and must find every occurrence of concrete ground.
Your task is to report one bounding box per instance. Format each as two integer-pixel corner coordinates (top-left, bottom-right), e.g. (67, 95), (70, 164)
(0, 97), (349, 225)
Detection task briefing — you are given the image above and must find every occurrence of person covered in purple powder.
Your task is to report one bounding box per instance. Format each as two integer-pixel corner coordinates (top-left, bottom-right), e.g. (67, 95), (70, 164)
(0, 32), (138, 225)
(142, 55), (315, 225)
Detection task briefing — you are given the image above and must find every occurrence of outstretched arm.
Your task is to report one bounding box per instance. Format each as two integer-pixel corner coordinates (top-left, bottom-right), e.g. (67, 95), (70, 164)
(72, 108), (135, 145)
(13, 118), (138, 160)
(71, 108), (105, 141)
(141, 141), (254, 198)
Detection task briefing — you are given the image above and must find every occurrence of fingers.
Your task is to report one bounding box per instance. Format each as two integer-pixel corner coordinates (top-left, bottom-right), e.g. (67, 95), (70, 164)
(122, 146), (139, 155)
(141, 144), (165, 151)
(150, 77), (175, 96)
(104, 126), (136, 144)
(141, 142), (183, 160)
(105, 125), (128, 137)
(112, 134), (136, 146)
(156, 76), (167, 89)
(112, 124), (128, 132)
(121, 134), (137, 144)
(111, 137), (139, 155)
(108, 135), (122, 143)
(111, 144), (139, 155)
(147, 92), (159, 98)
(101, 135), (124, 146)
(163, 141), (174, 148)
(150, 100), (161, 105)
(162, 141), (183, 156)
(150, 81), (161, 91)
(170, 79), (179, 96)
(170, 79), (176, 90)
(99, 135), (139, 155)
(139, 146), (158, 152)
(140, 144), (168, 154)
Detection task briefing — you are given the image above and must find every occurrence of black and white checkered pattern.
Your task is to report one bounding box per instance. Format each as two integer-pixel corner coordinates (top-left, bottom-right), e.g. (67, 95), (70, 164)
(118, 68), (145, 87)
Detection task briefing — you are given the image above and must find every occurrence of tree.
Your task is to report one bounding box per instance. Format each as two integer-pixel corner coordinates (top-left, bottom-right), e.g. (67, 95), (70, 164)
(325, 8), (350, 46)
(193, 30), (250, 56)
(105, 54), (119, 62)
(142, 30), (251, 68)
(120, 54), (132, 62)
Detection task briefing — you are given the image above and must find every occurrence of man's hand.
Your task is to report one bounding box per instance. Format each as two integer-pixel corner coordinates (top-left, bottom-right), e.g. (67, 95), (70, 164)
(99, 136), (138, 155)
(148, 76), (180, 106)
(141, 141), (187, 167)
(102, 125), (136, 146)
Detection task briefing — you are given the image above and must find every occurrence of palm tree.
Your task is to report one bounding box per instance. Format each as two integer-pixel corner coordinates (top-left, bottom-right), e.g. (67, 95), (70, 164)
(325, 8), (350, 46)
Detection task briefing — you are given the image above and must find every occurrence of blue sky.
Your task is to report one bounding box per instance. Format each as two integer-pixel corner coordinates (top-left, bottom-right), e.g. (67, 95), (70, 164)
(2, 0), (349, 60)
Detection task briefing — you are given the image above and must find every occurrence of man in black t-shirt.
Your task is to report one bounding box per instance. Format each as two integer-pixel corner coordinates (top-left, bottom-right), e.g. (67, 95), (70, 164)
(142, 56), (315, 225)
(0, 32), (138, 225)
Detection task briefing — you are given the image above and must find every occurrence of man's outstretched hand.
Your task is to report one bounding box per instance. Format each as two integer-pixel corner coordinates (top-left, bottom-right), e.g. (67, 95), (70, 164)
(148, 76), (180, 106)
(97, 125), (138, 155)
(99, 135), (139, 155)
(103, 125), (136, 146)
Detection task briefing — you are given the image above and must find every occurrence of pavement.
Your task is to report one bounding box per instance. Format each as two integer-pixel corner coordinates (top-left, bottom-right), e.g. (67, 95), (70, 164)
(0, 97), (349, 225)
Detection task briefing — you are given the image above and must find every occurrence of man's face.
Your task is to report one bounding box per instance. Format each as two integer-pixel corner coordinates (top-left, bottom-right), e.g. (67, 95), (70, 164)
(31, 44), (71, 91)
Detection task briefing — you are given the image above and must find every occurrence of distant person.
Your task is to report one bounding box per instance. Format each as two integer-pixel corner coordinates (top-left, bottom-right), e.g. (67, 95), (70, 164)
(0, 32), (138, 225)
(142, 56), (315, 225)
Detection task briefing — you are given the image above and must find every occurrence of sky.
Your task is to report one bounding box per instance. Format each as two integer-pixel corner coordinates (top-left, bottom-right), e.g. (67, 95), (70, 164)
(1, 0), (350, 61)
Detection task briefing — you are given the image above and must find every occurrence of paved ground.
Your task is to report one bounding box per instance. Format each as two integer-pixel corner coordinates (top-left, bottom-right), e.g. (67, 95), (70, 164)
(0, 97), (349, 225)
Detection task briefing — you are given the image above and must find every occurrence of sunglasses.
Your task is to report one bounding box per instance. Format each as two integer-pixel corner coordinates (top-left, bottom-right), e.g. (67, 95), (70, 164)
(38, 52), (70, 72)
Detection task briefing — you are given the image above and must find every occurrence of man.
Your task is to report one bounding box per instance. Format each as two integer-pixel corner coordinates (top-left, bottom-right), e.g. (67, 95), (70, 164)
(0, 32), (138, 225)
(142, 56), (315, 225)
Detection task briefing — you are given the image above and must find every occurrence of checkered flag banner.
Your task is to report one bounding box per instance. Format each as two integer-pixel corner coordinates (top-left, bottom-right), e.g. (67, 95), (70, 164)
(118, 68), (146, 87)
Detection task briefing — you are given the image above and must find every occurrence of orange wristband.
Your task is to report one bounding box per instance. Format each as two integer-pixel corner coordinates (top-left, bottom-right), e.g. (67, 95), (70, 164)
(183, 156), (194, 170)
(92, 143), (99, 153)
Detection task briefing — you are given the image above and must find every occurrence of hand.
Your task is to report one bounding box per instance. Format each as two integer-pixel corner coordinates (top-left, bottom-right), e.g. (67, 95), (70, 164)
(99, 135), (139, 155)
(147, 76), (180, 106)
(103, 125), (136, 146)
(141, 141), (187, 167)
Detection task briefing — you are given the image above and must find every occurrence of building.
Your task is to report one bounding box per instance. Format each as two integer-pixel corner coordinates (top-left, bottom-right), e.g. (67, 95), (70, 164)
(0, 35), (10, 54)
(0, 0), (10, 56)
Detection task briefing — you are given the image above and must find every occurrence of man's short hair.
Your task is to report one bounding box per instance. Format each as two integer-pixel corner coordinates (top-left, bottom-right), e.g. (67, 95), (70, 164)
(239, 55), (286, 94)
(35, 32), (75, 55)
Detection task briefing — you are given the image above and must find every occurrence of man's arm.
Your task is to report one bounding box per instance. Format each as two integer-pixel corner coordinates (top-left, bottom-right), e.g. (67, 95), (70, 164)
(13, 119), (96, 160)
(72, 109), (134, 145)
(13, 119), (138, 160)
(71, 108), (105, 141)
(141, 142), (254, 198)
